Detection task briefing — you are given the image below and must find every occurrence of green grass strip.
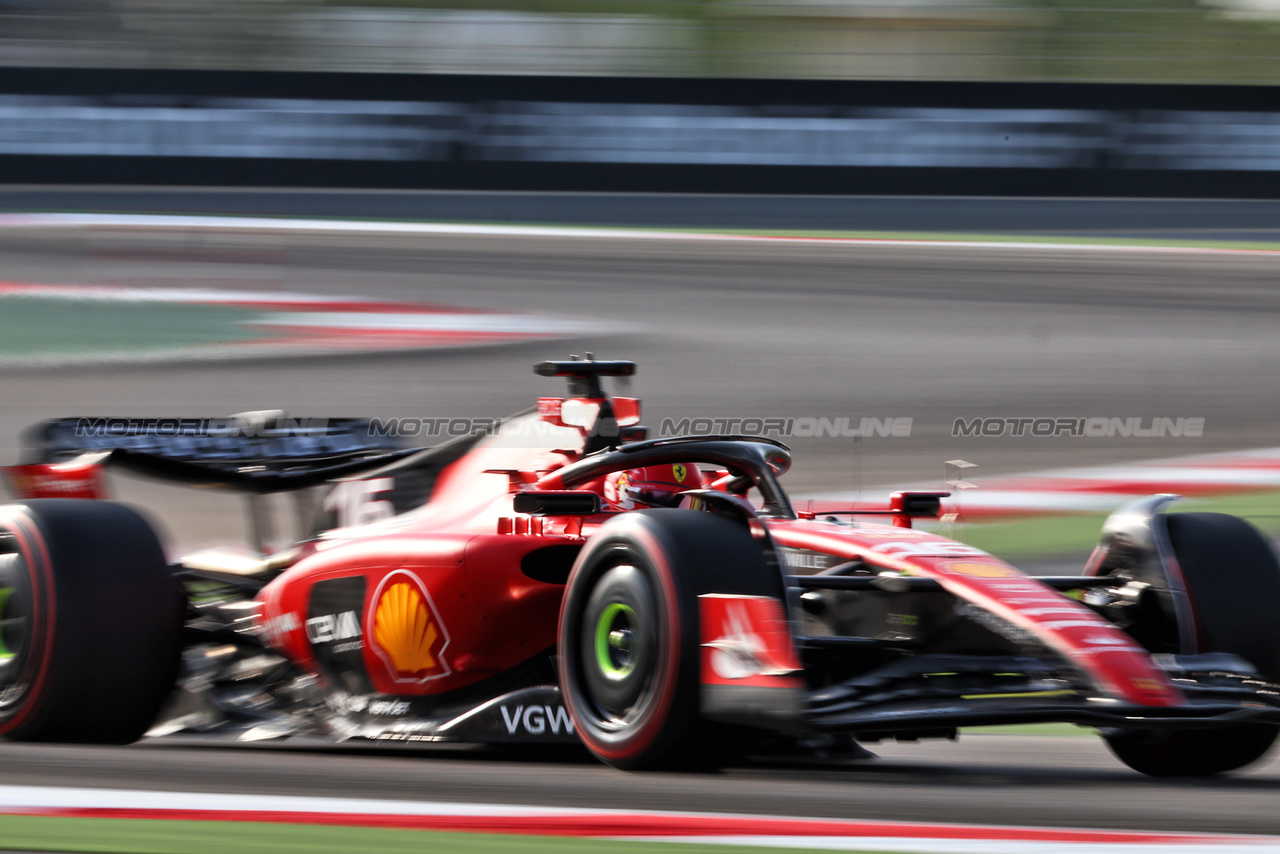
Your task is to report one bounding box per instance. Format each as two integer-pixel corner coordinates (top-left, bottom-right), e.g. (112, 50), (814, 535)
(0, 297), (264, 357)
(0, 815), (903, 854)
(958, 490), (1280, 561)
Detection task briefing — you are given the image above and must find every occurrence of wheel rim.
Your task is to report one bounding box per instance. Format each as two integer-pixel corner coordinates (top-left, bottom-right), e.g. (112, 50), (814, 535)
(579, 564), (660, 727)
(594, 602), (638, 679)
(0, 549), (33, 709)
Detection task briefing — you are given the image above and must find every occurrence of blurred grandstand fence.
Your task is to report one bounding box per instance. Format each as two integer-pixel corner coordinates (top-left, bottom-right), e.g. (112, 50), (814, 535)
(2, 69), (1280, 197)
(6, 0), (1280, 83)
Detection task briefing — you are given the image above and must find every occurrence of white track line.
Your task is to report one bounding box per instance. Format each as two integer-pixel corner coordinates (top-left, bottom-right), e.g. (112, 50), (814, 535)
(3, 213), (1280, 256)
(0, 784), (590, 817)
(0, 283), (374, 304)
(251, 311), (609, 334)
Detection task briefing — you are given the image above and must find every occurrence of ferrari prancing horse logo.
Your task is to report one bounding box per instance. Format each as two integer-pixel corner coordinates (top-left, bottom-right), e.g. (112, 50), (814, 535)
(673, 464), (687, 483)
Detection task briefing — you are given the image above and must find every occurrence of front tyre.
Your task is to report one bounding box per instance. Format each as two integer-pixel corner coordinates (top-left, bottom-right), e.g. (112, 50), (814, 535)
(0, 500), (184, 743)
(1105, 512), (1280, 776)
(1105, 724), (1279, 778)
(558, 509), (780, 770)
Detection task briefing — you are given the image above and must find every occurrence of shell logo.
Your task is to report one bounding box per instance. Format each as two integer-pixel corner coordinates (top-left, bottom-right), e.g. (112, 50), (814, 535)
(368, 570), (451, 683)
(941, 561), (1018, 578)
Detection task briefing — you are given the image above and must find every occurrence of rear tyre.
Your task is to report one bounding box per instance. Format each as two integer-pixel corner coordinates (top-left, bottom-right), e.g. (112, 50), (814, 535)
(558, 509), (781, 770)
(1105, 512), (1280, 777)
(0, 500), (184, 743)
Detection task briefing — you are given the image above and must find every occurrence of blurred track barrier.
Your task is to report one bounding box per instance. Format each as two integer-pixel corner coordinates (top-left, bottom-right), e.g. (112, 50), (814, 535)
(6, 69), (1280, 196)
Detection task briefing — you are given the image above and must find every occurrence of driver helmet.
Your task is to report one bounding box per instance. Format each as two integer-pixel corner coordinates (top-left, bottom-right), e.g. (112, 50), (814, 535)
(604, 463), (702, 509)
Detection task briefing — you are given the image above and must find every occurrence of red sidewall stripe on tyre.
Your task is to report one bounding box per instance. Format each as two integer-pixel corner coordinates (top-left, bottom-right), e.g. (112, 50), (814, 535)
(0, 509), (55, 734)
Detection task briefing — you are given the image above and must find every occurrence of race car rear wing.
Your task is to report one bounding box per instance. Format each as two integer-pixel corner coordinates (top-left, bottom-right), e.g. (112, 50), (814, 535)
(4, 413), (409, 498)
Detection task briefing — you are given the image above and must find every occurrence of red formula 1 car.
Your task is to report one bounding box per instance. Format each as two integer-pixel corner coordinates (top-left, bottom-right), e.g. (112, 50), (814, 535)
(3, 358), (1280, 776)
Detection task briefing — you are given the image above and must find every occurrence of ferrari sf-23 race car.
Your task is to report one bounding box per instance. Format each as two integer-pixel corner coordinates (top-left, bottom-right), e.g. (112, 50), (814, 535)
(3, 357), (1280, 777)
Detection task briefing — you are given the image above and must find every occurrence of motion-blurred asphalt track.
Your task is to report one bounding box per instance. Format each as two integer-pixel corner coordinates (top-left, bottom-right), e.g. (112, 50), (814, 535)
(2, 190), (1280, 833)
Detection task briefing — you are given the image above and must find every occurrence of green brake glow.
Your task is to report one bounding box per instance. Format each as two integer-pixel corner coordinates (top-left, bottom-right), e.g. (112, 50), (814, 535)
(594, 602), (637, 678)
(0, 587), (13, 661)
(961, 689), (1077, 700)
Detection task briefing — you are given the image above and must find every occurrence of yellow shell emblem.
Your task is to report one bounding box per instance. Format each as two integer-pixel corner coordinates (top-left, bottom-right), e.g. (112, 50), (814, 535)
(374, 581), (439, 676)
(943, 561), (1017, 578)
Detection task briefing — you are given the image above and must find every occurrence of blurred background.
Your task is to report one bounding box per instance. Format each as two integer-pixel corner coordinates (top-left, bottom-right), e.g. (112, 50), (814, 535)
(2, 0), (1280, 834)
(5, 0), (1280, 83)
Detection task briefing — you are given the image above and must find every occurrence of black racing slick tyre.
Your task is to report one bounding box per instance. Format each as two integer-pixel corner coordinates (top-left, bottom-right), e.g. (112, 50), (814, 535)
(1105, 512), (1280, 777)
(0, 500), (184, 743)
(558, 509), (782, 770)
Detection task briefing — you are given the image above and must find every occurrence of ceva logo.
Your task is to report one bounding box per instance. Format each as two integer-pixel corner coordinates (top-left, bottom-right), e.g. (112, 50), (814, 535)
(306, 611), (359, 644)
